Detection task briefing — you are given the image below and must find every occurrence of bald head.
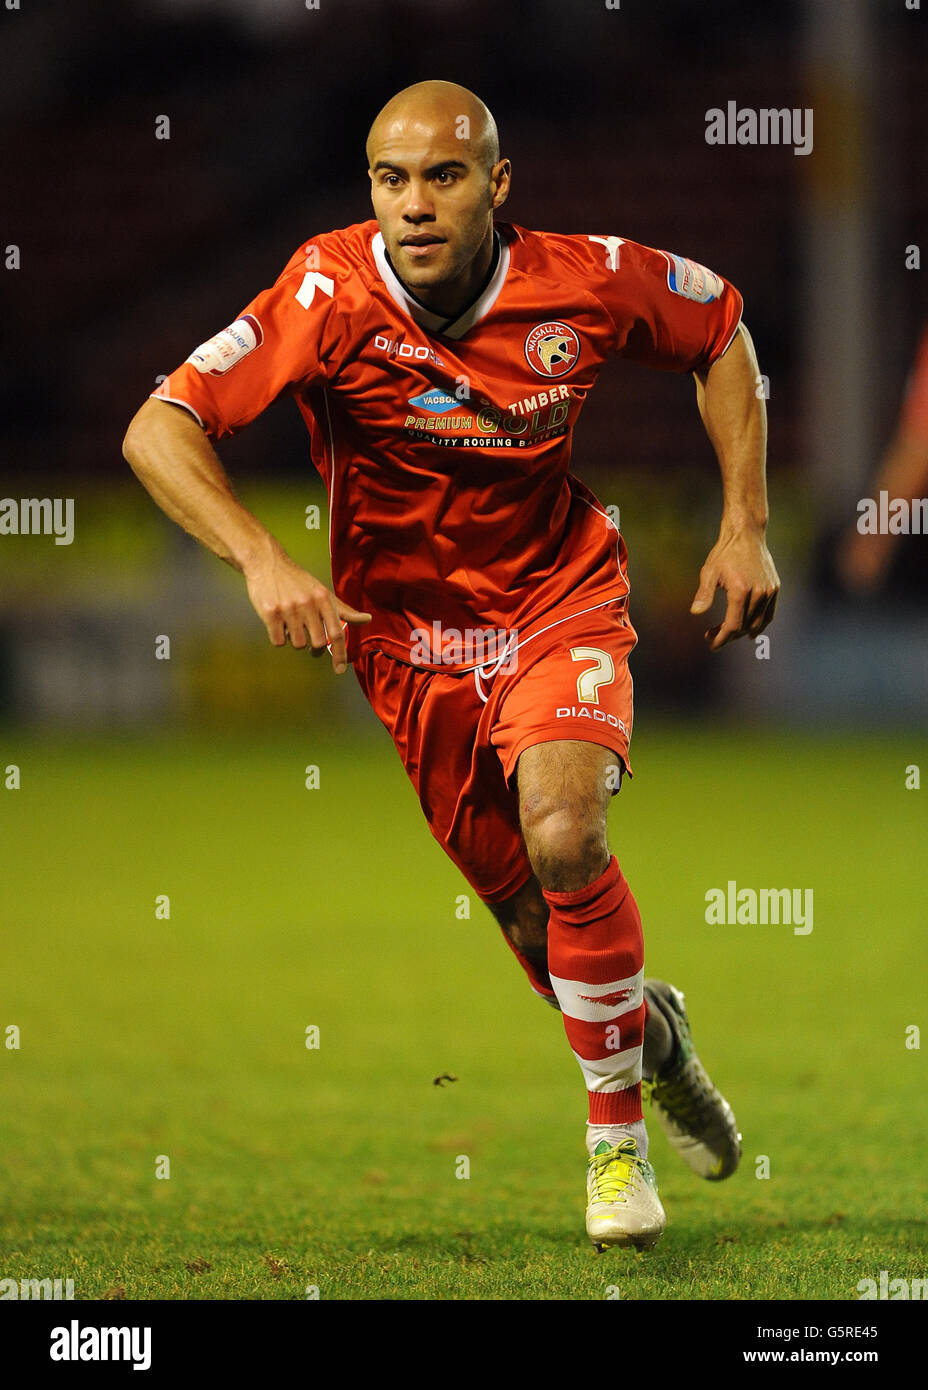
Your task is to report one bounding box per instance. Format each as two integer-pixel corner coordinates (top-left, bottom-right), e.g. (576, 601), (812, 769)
(366, 80), (499, 175)
(366, 79), (510, 316)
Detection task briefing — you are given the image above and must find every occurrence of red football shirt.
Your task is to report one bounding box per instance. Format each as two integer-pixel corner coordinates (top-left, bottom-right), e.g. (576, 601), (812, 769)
(152, 219), (742, 669)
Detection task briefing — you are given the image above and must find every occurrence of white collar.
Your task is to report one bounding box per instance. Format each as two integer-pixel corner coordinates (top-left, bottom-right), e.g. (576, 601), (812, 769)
(371, 229), (510, 340)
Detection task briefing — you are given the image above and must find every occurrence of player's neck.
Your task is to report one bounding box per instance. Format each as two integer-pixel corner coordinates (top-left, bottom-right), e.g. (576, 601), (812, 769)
(389, 228), (500, 323)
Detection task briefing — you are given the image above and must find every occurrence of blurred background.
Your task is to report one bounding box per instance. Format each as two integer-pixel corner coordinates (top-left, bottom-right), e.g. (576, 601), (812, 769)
(0, 0), (925, 730)
(1, 0), (926, 1305)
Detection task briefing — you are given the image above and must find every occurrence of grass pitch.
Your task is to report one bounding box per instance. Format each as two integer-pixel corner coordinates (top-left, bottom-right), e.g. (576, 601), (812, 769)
(1, 723), (924, 1301)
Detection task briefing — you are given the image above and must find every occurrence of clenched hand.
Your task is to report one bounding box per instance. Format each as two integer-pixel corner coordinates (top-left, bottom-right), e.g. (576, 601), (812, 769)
(690, 526), (780, 651)
(245, 542), (371, 673)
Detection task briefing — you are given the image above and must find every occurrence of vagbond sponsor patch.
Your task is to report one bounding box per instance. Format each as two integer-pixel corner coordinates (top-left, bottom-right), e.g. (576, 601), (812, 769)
(407, 387), (461, 415)
(663, 253), (723, 304)
(187, 314), (263, 374)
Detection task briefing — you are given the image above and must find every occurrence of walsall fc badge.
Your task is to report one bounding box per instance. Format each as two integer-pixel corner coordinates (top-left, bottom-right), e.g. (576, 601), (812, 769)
(524, 321), (580, 377)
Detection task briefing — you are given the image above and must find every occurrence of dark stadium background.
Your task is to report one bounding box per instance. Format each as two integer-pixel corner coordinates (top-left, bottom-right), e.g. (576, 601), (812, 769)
(1, 0), (926, 1318)
(1, 0), (924, 730)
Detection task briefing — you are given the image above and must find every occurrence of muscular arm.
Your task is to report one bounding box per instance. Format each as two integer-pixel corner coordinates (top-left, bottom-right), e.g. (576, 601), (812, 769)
(123, 398), (274, 568)
(122, 397), (370, 671)
(690, 323), (780, 650)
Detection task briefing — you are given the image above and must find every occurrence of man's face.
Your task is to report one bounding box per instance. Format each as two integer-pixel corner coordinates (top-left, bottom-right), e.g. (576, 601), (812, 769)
(368, 115), (504, 296)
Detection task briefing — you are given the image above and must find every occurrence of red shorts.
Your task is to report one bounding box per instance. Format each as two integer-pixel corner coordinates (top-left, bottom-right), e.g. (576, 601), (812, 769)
(354, 600), (637, 905)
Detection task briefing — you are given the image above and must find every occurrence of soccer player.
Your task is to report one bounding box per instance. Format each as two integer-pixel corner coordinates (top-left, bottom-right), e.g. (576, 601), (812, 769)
(123, 80), (779, 1250)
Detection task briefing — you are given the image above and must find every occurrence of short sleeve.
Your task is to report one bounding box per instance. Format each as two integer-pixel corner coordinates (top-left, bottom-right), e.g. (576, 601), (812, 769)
(578, 236), (743, 374)
(149, 241), (338, 438)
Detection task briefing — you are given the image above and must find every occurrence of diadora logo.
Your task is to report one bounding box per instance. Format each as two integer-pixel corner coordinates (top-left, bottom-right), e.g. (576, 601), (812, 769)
(373, 334), (445, 367)
(525, 321), (580, 378)
(556, 705), (629, 736)
(407, 387), (462, 415)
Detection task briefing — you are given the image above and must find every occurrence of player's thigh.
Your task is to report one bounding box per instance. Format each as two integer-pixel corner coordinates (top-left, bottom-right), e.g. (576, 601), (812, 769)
(517, 739), (615, 828)
(355, 651), (533, 904)
(489, 603), (634, 877)
(491, 602), (635, 803)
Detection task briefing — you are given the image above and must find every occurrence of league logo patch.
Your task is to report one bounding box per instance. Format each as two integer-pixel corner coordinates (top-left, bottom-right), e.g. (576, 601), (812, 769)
(524, 321), (580, 378)
(187, 314), (263, 375)
(407, 387), (462, 414)
(663, 253), (723, 304)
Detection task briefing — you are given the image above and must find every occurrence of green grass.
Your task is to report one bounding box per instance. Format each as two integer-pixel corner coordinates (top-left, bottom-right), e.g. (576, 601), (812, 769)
(1, 725), (924, 1300)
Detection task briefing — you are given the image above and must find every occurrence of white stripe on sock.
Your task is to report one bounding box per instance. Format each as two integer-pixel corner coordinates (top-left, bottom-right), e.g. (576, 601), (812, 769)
(573, 1043), (642, 1094)
(548, 968), (643, 1023)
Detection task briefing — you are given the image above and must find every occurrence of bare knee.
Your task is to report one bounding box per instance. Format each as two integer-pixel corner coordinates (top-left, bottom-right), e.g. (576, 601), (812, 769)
(517, 741), (614, 893)
(521, 805), (609, 893)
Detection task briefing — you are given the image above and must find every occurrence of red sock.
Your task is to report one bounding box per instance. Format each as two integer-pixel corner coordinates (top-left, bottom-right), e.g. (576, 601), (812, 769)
(543, 855), (645, 1125)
